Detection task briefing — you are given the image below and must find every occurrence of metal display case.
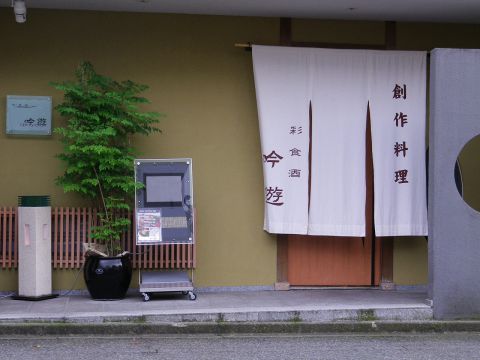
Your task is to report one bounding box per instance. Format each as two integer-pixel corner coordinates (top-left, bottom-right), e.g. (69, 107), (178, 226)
(135, 159), (196, 302)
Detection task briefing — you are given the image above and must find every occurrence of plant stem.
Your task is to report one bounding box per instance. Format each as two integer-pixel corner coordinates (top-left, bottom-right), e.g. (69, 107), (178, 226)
(92, 166), (109, 219)
(92, 165), (113, 254)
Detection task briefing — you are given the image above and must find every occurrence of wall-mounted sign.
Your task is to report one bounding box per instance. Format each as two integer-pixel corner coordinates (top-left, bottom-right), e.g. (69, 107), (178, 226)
(6, 95), (52, 136)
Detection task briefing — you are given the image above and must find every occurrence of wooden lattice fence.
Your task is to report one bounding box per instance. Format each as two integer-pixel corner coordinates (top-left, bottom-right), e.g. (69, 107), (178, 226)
(0, 207), (195, 270)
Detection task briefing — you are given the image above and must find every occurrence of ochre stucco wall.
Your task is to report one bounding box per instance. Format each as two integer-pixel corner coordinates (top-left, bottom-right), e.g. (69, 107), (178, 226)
(1, 9), (480, 290)
(0, 9), (278, 289)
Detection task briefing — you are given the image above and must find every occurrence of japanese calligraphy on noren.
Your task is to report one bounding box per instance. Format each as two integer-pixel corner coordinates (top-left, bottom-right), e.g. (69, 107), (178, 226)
(288, 169), (301, 178)
(263, 151), (283, 168)
(394, 141), (408, 157)
(391, 83), (410, 184)
(289, 148), (301, 156)
(289, 126), (303, 135)
(394, 112), (408, 127)
(394, 170), (409, 184)
(393, 84), (407, 99)
(265, 186), (284, 206)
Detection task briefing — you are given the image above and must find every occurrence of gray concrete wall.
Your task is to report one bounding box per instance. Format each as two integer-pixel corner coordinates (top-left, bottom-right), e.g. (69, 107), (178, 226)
(429, 48), (480, 319)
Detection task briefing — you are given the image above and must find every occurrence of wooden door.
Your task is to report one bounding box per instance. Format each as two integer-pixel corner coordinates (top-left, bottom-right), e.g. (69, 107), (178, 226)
(287, 235), (379, 286)
(286, 104), (381, 286)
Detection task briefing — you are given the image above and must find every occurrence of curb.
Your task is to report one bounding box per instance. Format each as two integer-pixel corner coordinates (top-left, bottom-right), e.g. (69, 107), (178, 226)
(0, 307), (434, 325)
(1, 321), (480, 336)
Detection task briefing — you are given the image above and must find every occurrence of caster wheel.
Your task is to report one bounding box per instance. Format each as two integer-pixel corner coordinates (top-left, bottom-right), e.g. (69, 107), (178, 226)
(182, 291), (189, 295)
(142, 293), (150, 302)
(188, 291), (197, 301)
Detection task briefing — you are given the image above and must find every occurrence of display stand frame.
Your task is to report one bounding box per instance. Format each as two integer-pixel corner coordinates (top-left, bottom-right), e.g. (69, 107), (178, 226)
(134, 158), (196, 302)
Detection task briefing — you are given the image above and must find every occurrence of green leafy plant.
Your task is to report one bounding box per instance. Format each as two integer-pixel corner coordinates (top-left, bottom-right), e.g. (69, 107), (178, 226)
(51, 61), (161, 256)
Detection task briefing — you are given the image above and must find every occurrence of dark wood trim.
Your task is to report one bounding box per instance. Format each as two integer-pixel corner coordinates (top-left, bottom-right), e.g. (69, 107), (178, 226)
(379, 21), (396, 289)
(279, 18), (292, 46)
(385, 21), (397, 50)
(380, 237), (395, 288)
(240, 20), (394, 51)
(275, 18), (292, 286)
(308, 101), (313, 211)
(366, 102), (380, 285)
(291, 41), (385, 50)
(276, 234), (289, 283)
(239, 19), (398, 51)
(374, 237), (382, 285)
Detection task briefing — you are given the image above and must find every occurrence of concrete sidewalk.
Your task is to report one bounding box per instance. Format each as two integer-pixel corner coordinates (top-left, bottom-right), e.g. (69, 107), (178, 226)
(0, 288), (432, 324)
(3, 288), (480, 335)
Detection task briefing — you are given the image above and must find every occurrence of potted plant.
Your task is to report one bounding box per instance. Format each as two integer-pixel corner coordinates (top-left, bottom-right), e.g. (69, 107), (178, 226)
(51, 62), (161, 299)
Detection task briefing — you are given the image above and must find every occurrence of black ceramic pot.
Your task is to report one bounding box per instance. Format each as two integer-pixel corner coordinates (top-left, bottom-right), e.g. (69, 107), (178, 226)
(83, 254), (132, 300)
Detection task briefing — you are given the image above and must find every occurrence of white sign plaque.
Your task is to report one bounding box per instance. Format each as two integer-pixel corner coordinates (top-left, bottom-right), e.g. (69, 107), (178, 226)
(6, 95), (52, 136)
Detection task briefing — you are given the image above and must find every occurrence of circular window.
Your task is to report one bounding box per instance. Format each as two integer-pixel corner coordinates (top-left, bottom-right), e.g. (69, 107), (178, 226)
(455, 135), (480, 212)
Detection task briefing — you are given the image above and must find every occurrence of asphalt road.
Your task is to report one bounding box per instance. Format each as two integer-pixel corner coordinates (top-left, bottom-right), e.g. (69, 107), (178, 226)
(0, 332), (479, 360)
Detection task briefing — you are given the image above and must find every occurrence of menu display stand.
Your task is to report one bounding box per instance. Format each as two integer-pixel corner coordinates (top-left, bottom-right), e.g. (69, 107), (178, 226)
(135, 159), (196, 302)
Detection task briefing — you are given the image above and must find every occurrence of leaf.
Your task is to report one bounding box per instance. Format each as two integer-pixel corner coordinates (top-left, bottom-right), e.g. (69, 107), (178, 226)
(51, 61), (162, 256)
